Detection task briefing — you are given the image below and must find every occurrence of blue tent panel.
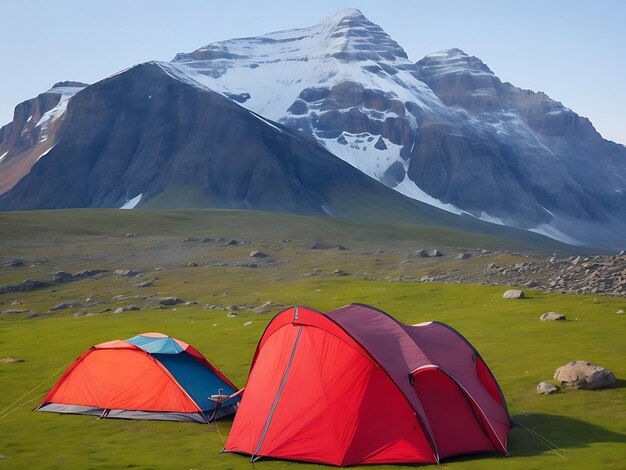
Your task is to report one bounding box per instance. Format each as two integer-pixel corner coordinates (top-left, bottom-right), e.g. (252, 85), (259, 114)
(153, 352), (239, 411)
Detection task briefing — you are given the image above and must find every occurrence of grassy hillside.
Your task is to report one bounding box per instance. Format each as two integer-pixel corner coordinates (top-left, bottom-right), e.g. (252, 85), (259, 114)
(0, 209), (624, 469)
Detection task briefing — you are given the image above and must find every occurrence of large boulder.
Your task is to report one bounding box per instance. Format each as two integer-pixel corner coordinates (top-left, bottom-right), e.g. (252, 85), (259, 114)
(554, 361), (616, 390)
(503, 289), (525, 299)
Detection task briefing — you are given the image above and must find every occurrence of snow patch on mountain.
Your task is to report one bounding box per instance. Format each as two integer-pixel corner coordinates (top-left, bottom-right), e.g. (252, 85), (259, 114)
(36, 85), (85, 143)
(528, 224), (584, 246)
(36, 145), (55, 162)
(120, 193), (142, 209)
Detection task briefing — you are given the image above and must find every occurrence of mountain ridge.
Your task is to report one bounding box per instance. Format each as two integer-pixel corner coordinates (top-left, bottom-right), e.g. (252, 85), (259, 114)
(0, 9), (624, 249)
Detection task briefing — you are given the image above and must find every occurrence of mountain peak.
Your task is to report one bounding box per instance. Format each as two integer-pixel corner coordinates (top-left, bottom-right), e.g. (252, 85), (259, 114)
(417, 48), (493, 76)
(324, 8), (365, 23)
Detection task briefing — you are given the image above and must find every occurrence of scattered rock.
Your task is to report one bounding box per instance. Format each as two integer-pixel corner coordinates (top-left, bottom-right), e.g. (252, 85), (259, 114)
(249, 251), (269, 258)
(0, 357), (24, 363)
(50, 302), (82, 311)
(310, 242), (346, 250)
(0, 455), (9, 460)
(3, 259), (24, 268)
(253, 301), (274, 314)
(429, 249), (444, 257)
(125, 233), (137, 238)
(113, 269), (140, 277)
(10, 300), (20, 305)
(227, 312), (238, 318)
(554, 361), (616, 390)
(226, 239), (245, 246)
(540, 312), (567, 321)
(183, 301), (198, 306)
(0, 279), (52, 294)
(158, 297), (183, 306)
(415, 249), (429, 257)
(537, 381), (559, 394)
(111, 294), (127, 301)
(0, 309), (31, 315)
(73, 312), (97, 317)
(617, 309), (624, 314)
(114, 306), (139, 313)
(187, 262), (199, 267)
(503, 289), (525, 299)
(201, 238), (214, 243)
(183, 237), (198, 242)
(136, 280), (153, 288)
(53, 271), (73, 282)
(456, 253), (471, 260)
(243, 321), (254, 326)
(332, 269), (349, 276)
(523, 280), (538, 288)
(154, 267), (165, 271)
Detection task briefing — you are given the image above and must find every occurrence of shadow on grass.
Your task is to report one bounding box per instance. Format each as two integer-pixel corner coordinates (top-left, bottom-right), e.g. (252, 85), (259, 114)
(440, 413), (626, 464)
(508, 413), (626, 457)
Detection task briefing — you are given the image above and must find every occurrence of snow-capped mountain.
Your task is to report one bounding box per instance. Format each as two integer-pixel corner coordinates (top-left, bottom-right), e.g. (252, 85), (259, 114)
(169, 8), (626, 249)
(0, 8), (624, 249)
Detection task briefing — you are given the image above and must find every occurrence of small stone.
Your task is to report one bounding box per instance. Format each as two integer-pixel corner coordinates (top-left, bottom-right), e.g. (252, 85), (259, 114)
(253, 301), (274, 314)
(183, 237), (198, 242)
(73, 312), (97, 317)
(429, 249), (443, 257)
(187, 262), (199, 267)
(135, 281), (153, 288)
(540, 312), (566, 321)
(456, 253), (471, 260)
(0, 357), (24, 363)
(537, 381), (559, 394)
(243, 321), (254, 326)
(125, 233), (137, 238)
(158, 297), (183, 306)
(503, 289), (525, 299)
(310, 242), (346, 250)
(183, 301), (198, 306)
(250, 251), (269, 258)
(10, 300), (20, 305)
(332, 269), (349, 276)
(524, 280), (538, 288)
(114, 269), (140, 277)
(50, 302), (81, 311)
(114, 306), (139, 313)
(617, 309), (624, 315)
(227, 312), (238, 318)
(0, 309), (30, 315)
(111, 294), (126, 301)
(415, 249), (429, 257)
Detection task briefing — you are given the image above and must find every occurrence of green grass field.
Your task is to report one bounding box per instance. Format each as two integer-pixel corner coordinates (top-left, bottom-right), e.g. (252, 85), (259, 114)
(0, 210), (624, 469)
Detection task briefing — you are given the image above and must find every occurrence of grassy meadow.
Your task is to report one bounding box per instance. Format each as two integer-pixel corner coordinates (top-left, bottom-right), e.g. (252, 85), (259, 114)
(0, 209), (624, 469)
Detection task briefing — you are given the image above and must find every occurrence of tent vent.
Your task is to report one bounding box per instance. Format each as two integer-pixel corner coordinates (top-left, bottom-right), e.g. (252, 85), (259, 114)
(294, 306), (299, 320)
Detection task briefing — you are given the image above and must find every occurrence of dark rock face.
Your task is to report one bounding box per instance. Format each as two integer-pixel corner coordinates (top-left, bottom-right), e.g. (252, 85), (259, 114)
(0, 62), (481, 236)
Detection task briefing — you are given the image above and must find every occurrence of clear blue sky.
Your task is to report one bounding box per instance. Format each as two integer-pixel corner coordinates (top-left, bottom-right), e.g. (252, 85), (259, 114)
(2, 0), (625, 144)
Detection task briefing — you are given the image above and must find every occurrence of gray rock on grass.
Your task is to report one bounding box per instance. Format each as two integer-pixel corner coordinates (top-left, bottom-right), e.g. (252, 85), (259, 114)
(537, 381), (559, 394)
(503, 289), (525, 299)
(554, 361), (616, 390)
(159, 297), (183, 306)
(540, 312), (566, 321)
(114, 306), (139, 313)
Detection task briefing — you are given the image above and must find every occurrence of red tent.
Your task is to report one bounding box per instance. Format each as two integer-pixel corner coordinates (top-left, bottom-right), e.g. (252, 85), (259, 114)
(225, 304), (511, 465)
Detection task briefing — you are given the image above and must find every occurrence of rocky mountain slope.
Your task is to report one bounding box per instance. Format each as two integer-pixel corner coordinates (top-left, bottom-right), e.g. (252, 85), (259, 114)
(169, 8), (626, 249)
(0, 82), (86, 194)
(0, 9), (624, 249)
(0, 61), (517, 237)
